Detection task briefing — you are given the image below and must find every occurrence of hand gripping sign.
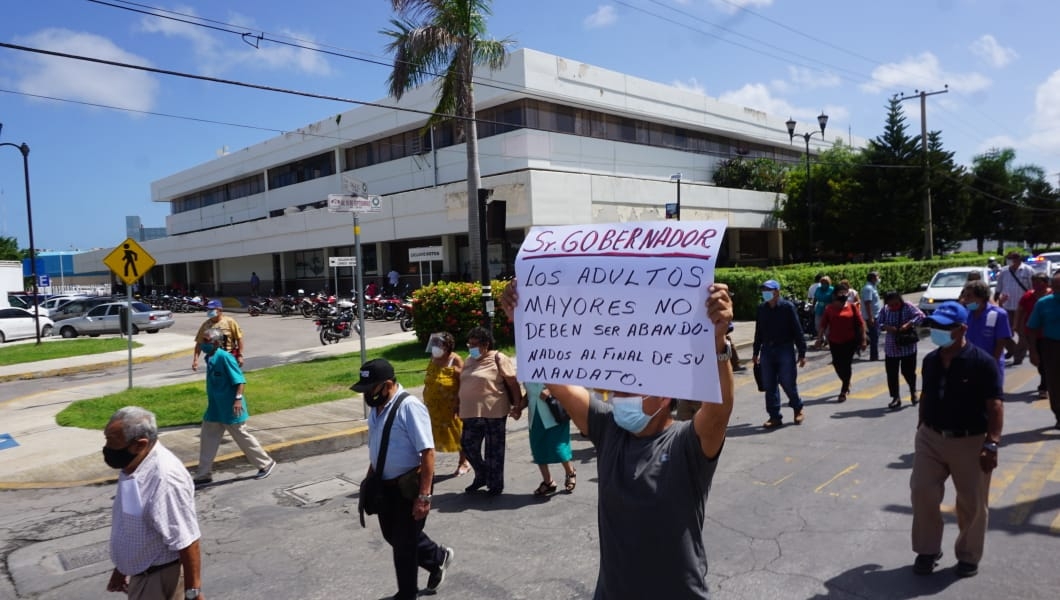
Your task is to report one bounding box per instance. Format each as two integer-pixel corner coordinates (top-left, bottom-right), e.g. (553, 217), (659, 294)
(514, 221), (727, 402)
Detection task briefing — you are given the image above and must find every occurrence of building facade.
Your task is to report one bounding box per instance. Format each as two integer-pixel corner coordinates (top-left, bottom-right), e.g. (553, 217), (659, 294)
(76, 49), (834, 296)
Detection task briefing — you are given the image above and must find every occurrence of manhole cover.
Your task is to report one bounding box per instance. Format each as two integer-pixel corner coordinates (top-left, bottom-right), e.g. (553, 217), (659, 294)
(58, 543), (109, 572)
(284, 475), (360, 505)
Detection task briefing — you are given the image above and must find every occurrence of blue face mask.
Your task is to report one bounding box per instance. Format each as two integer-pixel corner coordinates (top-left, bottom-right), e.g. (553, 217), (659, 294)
(761, 291), (775, 302)
(200, 342), (217, 354)
(965, 302), (980, 312)
(207, 310), (219, 319)
(468, 347), (482, 360)
(611, 395), (661, 434)
(929, 328), (955, 348)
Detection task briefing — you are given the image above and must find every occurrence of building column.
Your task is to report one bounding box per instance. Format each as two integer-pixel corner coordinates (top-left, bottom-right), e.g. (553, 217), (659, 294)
(441, 235), (458, 282)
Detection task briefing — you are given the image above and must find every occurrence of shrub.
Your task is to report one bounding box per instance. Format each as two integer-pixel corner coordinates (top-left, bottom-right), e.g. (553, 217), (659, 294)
(411, 281), (514, 348)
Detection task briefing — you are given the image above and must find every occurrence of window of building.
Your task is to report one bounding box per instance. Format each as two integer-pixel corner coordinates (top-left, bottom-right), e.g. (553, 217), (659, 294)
(267, 152), (336, 190)
(294, 250), (325, 278)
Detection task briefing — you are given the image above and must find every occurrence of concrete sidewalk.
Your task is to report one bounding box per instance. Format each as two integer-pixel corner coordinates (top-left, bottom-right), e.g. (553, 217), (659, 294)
(0, 322), (760, 489)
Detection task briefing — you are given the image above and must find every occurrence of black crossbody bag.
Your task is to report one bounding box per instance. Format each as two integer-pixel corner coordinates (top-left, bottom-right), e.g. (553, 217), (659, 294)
(358, 392), (409, 527)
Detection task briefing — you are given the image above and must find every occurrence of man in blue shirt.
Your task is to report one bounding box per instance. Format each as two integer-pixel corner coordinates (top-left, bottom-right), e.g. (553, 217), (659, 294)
(193, 328), (275, 485)
(752, 279), (808, 428)
(860, 271), (882, 361)
(959, 280), (1012, 385)
(1028, 273), (1060, 428)
(356, 359), (453, 599)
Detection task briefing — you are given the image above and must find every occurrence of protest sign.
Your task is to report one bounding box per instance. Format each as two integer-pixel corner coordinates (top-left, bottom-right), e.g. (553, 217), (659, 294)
(514, 220), (727, 402)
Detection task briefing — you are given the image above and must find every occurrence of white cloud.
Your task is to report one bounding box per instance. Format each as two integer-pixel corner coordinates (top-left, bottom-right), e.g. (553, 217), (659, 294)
(787, 66), (841, 89)
(969, 34), (1017, 68)
(584, 5), (617, 29)
(861, 52), (991, 94)
(710, 0), (774, 14)
(138, 9), (331, 76)
(13, 29), (159, 112)
(1024, 70), (1060, 158)
(718, 83), (849, 125)
(672, 77), (706, 95)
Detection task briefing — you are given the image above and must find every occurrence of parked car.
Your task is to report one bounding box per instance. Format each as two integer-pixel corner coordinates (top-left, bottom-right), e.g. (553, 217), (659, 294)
(56, 301), (175, 338)
(919, 266), (995, 315)
(1026, 255), (1052, 277)
(1033, 252), (1060, 276)
(6, 295), (30, 310)
(38, 295), (91, 317)
(0, 307), (54, 343)
(48, 296), (116, 323)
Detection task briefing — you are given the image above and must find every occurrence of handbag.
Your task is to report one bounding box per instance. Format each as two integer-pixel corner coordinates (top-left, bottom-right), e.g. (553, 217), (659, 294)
(753, 363), (765, 392)
(544, 394), (570, 424)
(896, 327), (919, 346)
(358, 391), (409, 527)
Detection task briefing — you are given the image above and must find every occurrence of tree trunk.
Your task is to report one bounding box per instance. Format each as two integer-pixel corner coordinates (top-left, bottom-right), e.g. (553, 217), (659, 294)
(464, 65), (482, 283)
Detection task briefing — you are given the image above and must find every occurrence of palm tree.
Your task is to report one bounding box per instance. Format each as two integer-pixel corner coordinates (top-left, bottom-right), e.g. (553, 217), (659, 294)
(382, 0), (512, 282)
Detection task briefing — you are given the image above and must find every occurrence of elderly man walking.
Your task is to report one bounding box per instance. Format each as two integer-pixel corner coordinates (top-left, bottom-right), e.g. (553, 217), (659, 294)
(752, 279), (808, 428)
(994, 250), (1034, 364)
(103, 406), (205, 600)
(192, 300), (244, 370)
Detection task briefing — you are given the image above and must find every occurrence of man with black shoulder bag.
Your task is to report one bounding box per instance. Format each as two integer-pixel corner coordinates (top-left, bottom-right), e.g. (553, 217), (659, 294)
(354, 359), (454, 600)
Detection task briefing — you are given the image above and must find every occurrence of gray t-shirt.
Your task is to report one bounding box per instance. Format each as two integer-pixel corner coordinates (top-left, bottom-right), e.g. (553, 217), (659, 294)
(587, 397), (721, 599)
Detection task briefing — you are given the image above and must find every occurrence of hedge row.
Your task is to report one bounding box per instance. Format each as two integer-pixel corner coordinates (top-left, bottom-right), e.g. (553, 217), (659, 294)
(411, 257), (991, 339)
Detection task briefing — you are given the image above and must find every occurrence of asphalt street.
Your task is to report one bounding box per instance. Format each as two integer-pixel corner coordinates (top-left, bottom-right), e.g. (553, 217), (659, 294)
(2, 336), (1058, 599)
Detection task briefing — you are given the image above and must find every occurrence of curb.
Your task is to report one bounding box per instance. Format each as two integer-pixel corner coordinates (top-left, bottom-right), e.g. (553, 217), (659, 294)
(0, 348), (194, 383)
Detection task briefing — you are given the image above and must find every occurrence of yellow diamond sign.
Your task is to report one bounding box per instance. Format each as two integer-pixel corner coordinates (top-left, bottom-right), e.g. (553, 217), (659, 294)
(103, 238), (156, 285)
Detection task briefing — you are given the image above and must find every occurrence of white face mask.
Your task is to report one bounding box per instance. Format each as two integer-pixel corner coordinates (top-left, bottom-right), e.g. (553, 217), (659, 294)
(430, 346), (445, 358)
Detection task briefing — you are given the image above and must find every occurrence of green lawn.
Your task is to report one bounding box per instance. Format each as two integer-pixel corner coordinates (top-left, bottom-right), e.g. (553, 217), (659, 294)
(0, 338), (142, 366)
(56, 341), (516, 430)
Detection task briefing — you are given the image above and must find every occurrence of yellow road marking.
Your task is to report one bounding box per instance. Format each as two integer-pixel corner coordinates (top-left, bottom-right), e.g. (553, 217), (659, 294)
(989, 441), (1043, 506)
(753, 472), (795, 487)
(801, 363), (885, 398)
(815, 463), (859, 494)
(1051, 513), (1060, 535)
(1007, 443), (1060, 526)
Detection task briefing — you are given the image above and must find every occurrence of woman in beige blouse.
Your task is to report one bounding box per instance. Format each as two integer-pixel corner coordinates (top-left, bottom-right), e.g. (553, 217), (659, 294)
(459, 326), (523, 496)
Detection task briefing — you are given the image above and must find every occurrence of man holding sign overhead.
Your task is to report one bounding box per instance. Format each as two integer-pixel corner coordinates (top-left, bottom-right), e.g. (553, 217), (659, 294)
(504, 221), (734, 599)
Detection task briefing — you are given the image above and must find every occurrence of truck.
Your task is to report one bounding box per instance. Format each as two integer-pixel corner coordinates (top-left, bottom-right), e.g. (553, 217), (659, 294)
(1, 260), (25, 308)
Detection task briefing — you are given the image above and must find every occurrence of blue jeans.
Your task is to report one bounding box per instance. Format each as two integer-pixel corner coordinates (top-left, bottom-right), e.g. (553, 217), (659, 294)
(866, 320), (880, 360)
(760, 345), (803, 420)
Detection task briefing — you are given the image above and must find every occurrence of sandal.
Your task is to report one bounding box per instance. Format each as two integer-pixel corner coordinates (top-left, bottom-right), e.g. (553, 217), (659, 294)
(564, 471), (577, 493)
(533, 480), (557, 497)
(887, 397), (902, 411)
(453, 462), (470, 477)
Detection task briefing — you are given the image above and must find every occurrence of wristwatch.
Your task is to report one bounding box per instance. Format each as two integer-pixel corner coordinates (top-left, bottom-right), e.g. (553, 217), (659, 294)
(716, 341), (732, 362)
(185, 589), (201, 600)
(417, 494), (432, 502)
(983, 441), (999, 453)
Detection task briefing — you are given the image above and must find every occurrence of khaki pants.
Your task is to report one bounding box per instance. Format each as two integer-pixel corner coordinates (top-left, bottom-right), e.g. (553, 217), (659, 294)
(195, 421), (272, 477)
(127, 561), (182, 600)
(910, 426), (992, 564)
(1004, 308), (1027, 361)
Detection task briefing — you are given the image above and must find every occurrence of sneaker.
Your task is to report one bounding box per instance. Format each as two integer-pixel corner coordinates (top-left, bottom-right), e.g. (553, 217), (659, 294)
(793, 409), (805, 425)
(426, 546), (454, 591)
(193, 475), (212, 486)
(763, 418), (784, 429)
(955, 561), (978, 578)
(913, 552), (942, 575)
(254, 460), (276, 480)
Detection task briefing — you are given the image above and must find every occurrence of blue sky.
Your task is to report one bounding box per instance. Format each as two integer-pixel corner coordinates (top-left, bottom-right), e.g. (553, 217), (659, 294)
(1, 0), (1058, 251)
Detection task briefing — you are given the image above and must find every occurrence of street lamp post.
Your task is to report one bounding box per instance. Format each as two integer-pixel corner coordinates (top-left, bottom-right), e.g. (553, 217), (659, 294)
(0, 124), (41, 344)
(786, 113), (829, 258)
(670, 173), (682, 220)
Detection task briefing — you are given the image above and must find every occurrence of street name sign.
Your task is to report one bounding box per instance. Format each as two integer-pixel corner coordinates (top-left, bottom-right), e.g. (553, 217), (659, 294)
(328, 256), (357, 267)
(408, 246), (443, 262)
(327, 194), (382, 213)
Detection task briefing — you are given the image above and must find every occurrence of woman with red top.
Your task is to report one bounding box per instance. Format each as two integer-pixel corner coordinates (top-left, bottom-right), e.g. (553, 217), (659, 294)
(817, 283), (867, 402)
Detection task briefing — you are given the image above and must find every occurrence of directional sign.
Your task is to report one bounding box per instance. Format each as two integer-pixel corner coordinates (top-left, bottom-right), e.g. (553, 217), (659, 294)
(328, 256), (357, 267)
(327, 194), (382, 213)
(103, 237), (155, 285)
(342, 174), (368, 196)
(408, 246), (443, 262)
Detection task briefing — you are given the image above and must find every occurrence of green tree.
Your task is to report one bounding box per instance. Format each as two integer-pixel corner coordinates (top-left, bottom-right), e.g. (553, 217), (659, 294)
(382, 0), (512, 281)
(969, 148), (1019, 254)
(0, 236), (20, 261)
(1013, 165), (1060, 250)
(713, 157), (786, 192)
(855, 97), (921, 257)
(925, 131), (971, 253)
(779, 141), (860, 258)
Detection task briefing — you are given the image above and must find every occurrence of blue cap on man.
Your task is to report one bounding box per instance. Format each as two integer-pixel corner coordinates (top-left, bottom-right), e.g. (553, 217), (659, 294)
(924, 301), (968, 328)
(761, 279), (781, 291)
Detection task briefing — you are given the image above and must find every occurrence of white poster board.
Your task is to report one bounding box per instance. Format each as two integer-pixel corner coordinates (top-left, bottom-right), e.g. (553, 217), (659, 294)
(514, 221), (727, 402)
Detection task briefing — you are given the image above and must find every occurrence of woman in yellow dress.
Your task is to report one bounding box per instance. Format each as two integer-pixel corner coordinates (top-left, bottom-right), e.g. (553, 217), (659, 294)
(423, 332), (470, 475)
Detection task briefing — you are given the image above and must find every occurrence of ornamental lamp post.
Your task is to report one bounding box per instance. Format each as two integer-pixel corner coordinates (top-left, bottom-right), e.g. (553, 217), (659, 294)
(0, 123), (41, 344)
(786, 112), (829, 258)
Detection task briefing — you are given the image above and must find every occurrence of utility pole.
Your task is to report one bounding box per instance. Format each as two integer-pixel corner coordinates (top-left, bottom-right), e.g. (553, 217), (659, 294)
(898, 86), (948, 259)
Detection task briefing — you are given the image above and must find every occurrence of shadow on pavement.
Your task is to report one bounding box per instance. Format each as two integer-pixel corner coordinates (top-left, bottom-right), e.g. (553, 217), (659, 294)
(830, 405), (898, 420)
(809, 562), (958, 599)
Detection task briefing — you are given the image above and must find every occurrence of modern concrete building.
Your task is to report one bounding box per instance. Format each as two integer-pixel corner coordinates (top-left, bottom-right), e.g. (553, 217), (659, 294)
(77, 48), (835, 296)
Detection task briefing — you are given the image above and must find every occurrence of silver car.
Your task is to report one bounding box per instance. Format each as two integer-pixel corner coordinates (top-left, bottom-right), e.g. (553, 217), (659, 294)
(56, 301), (174, 338)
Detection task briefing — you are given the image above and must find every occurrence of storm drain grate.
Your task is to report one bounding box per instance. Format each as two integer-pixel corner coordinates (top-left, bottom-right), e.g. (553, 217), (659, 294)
(58, 543), (110, 572)
(283, 475), (360, 505)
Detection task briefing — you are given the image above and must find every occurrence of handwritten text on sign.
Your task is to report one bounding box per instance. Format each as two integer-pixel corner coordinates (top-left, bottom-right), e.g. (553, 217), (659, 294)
(514, 221), (727, 402)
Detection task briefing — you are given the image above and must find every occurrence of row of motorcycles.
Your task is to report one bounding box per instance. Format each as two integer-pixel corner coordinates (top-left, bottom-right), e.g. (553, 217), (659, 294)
(242, 289), (413, 346)
(149, 293), (211, 313)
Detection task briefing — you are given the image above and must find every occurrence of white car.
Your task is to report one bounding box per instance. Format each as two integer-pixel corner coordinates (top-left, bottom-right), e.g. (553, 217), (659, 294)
(1033, 252), (1060, 276)
(0, 307), (55, 343)
(918, 267), (995, 315)
(38, 295), (90, 317)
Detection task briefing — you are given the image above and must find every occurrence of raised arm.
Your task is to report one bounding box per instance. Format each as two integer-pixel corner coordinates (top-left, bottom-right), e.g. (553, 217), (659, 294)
(694, 284), (735, 459)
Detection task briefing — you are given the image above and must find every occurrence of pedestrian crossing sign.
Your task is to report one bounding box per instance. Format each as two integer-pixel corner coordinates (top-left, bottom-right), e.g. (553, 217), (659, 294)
(103, 237), (156, 285)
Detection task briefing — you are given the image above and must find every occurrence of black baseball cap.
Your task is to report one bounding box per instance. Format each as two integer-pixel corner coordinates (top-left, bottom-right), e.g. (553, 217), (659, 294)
(350, 359), (395, 392)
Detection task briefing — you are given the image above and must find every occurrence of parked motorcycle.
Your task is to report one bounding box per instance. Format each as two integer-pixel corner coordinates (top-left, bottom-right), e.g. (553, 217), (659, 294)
(247, 296), (270, 317)
(399, 299), (414, 332)
(315, 300), (359, 345)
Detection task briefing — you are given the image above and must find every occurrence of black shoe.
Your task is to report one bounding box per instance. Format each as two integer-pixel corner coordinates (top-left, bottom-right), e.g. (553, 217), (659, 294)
(955, 561), (978, 578)
(763, 418), (784, 429)
(426, 546), (454, 591)
(913, 552), (942, 575)
(193, 475), (212, 486)
(485, 487), (503, 497)
(464, 480), (486, 494)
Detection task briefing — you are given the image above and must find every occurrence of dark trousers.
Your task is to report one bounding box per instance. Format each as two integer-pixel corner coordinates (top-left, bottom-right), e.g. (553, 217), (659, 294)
(866, 321), (880, 360)
(759, 345), (803, 420)
(829, 340), (858, 392)
(885, 354), (918, 399)
(461, 417), (507, 491)
(1042, 339), (1060, 422)
(377, 486), (444, 599)
(1035, 338), (1047, 392)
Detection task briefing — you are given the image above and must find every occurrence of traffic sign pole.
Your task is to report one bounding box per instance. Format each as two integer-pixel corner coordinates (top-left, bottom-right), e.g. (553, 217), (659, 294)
(126, 287), (133, 389)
